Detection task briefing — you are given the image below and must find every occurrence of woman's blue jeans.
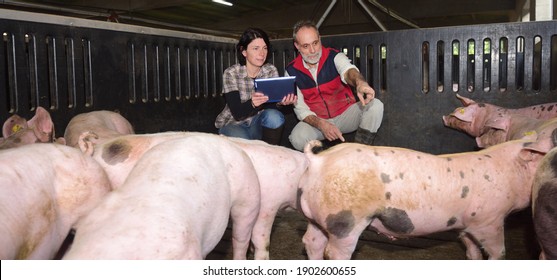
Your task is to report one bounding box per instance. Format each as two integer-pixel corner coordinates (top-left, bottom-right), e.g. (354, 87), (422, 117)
(218, 109), (285, 140)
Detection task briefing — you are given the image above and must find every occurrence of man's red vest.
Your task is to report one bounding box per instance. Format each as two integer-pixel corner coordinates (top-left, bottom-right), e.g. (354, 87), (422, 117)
(286, 47), (355, 119)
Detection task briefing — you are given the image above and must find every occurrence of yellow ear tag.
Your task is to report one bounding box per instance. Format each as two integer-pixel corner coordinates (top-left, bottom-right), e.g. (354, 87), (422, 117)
(523, 131), (535, 136)
(12, 124), (23, 133)
(458, 108), (465, 114)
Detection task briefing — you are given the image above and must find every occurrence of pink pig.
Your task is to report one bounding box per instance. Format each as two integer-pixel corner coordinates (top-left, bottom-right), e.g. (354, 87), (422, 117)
(530, 146), (557, 260)
(77, 131), (196, 189)
(0, 143), (112, 259)
(227, 138), (309, 260)
(1, 107), (57, 149)
(63, 134), (261, 259)
(63, 110), (134, 148)
(78, 132), (308, 259)
(299, 139), (547, 260)
(474, 116), (557, 148)
(442, 94), (557, 137)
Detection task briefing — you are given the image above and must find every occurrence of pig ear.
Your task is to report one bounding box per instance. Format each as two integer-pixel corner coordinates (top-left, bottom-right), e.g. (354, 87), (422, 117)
(518, 148), (546, 163)
(522, 131), (556, 155)
(456, 94), (476, 106)
(450, 105), (477, 122)
(27, 107), (54, 142)
(78, 131), (99, 156)
(475, 129), (506, 148)
(519, 141), (549, 165)
(484, 115), (510, 130)
(2, 114), (28, 137)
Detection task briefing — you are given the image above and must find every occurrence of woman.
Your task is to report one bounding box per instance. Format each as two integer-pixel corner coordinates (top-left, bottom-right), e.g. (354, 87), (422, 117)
(215, 28), (296, 145)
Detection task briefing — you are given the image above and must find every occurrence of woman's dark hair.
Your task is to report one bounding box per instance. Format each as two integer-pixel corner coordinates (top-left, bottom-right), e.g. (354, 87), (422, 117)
(236, 27), (272, 65)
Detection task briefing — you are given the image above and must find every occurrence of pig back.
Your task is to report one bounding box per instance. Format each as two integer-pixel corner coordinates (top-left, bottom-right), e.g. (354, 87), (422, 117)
(64, 134), (260, 259)
(0, 143), (112, 259)
(300, 140), (542, 238)
(84, 131), (191, 189)
(228, 137), (308, 206)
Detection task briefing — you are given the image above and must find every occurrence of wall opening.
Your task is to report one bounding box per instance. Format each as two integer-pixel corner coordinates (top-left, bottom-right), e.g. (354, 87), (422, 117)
(437, 40), (444, 92)
(498, 37), (508, 92)
(451, 40), (460, 92)
(421, 41), (430, 93)
(466, 39), (475, 92)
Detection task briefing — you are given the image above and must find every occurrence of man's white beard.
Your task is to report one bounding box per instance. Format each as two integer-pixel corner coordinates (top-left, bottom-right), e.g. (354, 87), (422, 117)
(301, 49), (322, 65)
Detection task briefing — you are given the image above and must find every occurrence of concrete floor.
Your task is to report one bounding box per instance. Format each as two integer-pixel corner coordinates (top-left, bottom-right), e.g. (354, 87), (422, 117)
(207, 208), (540, 260)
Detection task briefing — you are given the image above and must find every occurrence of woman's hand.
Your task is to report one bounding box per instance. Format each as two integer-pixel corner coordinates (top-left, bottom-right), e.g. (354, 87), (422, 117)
(277, 93), (297, 106)
(251, 92), (269, 107)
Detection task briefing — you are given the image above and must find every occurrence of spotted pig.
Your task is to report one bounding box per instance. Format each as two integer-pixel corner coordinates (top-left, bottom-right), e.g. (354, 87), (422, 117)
(474, 116), (557, 148)
(442, 94), (557, 139)
(531, 146), (557, 260)
(299, 139), (547, 260)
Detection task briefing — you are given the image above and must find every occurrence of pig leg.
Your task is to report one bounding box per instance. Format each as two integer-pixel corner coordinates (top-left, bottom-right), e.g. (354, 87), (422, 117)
(222, 148), (261, 260)
(181, 239), (203, 260)
(324, 235), (359, 260)
(468, 225), (506, 260)
(230, 207), (259, 260)
(251, 207), (280, 260)
(322, 220), (370, 260)
(302, 222), (328, 260)
(459, 232), (483, 259)
(228, 174), (260, 260)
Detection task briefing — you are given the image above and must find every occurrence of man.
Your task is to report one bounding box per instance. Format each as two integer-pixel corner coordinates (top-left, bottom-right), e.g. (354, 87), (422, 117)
(286, 20), (383, 151)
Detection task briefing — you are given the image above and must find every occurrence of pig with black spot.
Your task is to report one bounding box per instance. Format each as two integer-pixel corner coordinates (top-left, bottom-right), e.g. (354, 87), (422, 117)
(63, 134), (261, 259)
(531, 146), (557, 260)
(299, 138), (548, 260)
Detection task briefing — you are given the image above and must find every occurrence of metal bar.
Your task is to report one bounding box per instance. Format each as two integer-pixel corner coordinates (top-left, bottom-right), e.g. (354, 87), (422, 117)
(316, 0), (337, 29)
(366, 0), (420, 29)
(358, 0), (388, 31)
(0, 8), (237, 43)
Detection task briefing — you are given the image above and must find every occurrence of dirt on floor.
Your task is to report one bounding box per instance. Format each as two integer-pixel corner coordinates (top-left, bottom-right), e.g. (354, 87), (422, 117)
(207, 208), (540, 260)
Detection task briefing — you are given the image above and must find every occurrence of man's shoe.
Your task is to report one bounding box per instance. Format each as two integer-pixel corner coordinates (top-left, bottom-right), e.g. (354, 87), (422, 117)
(354, 127), (377, 145)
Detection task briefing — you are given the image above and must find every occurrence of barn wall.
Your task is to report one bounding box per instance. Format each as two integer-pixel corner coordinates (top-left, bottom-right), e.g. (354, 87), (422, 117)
(271, 21), (557, 153)
(0, 9), (236, 137)
(1, 9), (556, 154)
